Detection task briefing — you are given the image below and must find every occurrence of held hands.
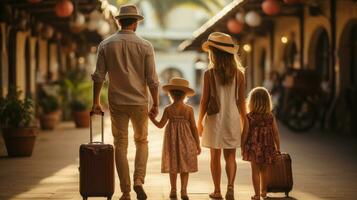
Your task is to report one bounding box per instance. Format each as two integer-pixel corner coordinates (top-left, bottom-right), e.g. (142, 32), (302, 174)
(197, 145), (201, 155)
(149, 105), (159, 119)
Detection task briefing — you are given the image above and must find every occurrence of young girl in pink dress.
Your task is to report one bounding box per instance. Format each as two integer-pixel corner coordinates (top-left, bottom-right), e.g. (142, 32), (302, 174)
(241, 87), (281, 200)
(150, 77), (201, 200)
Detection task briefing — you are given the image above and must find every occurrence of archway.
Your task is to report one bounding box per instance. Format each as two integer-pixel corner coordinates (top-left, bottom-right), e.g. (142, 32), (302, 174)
(309, 27), (330, 82)
(160, 67), (184, 84)
(159, 67), (184, 106)
(339, 19), (357, 90)
(25, 37), (31, 97)
(8, 28), (17, 91)
(337, 19), (357, 133)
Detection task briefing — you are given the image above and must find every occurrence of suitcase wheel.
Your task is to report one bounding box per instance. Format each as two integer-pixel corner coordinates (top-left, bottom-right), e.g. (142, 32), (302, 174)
(285, 192), (289, 197)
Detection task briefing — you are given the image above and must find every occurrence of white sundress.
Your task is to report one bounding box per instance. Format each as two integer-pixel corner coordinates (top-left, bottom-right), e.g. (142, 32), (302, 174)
(201, 73), (242, 149)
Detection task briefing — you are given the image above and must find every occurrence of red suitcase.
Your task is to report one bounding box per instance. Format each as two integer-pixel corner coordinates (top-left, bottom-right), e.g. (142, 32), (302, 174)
(266, 153), (293, 197)
(79, 112), (114, 200)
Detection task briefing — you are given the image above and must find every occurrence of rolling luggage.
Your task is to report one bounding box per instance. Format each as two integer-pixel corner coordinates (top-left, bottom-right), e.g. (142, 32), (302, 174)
(266, 153), (293, 197)
(79, 112), (114, 200)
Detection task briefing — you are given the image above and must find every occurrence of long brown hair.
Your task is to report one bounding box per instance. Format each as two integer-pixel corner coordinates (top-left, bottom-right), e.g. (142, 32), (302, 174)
(209, 46), (244, 85)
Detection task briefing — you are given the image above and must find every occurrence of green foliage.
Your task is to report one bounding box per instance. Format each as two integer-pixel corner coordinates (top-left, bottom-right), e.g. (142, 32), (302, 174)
(59, 68), (92, 112)
(39, 95), (60, 114)
(0, 88), (35, 128)
(113, 0), (223, 27)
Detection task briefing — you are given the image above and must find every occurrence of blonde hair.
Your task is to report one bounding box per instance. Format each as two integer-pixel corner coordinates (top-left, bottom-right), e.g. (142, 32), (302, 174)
(208, 46), (245, 86)
(247, 87), (273, 114)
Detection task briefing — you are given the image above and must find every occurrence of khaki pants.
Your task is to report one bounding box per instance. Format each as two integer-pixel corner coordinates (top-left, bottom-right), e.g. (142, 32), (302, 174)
(110, 105), (148, 193)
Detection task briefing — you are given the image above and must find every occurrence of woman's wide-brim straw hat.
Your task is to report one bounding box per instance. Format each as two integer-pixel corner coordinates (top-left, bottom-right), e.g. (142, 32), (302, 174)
(115, 5), (144, 21)
(202, 32), (239, 54)
(162, 77), (195, 96)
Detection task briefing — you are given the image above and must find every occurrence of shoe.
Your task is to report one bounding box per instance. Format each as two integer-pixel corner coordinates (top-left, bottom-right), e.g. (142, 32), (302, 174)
(181, 190), (189, 200)
(251, 195), (260, 200)
(133, 185), (147, 200)
(119, 193), (131, 200)
(181, 195), (189, 200)
(209, 192), (223, 199)
(225, 185), (234, 200)
(169, 189), (177, 199)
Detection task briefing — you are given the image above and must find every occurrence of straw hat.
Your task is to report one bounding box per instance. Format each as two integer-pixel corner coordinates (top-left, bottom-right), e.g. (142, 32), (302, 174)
(202, 32), (239, 54)
(162, 77), (195, 96)
(115, 5), (144, 21)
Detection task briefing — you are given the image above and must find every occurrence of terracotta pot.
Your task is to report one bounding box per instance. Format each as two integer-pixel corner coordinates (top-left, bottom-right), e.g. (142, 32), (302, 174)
(72, 110), (90, 128)
(2, 128), (37, 157)
(40, 110), (61, 130)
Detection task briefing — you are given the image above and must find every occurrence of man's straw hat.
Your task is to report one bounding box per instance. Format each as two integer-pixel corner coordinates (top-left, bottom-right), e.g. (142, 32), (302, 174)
(162, 77), (195, 96)
(202, 32), (239, 54)
(115, 5), (144, 21)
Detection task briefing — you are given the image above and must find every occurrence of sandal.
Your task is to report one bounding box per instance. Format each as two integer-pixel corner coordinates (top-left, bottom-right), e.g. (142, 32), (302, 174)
(261, 193), (268, 199)
(181, 190), (189, 200)
(225, 185), (234, 200)
(251, 195), (260, 200)
(209, 192), (223, 200)
(169, 189), (177, 199)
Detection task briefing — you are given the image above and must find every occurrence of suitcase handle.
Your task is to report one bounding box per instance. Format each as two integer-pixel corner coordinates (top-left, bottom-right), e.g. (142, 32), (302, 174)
(89, 111), (104, 143)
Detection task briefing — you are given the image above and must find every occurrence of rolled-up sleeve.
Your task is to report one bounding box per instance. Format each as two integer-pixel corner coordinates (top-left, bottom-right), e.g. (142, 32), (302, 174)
(91, 45), (107, 83)
(145, 44), (159, 88)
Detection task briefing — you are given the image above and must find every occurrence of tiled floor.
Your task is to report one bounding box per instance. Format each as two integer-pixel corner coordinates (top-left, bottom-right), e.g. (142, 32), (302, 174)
(0, 117), (357, 200)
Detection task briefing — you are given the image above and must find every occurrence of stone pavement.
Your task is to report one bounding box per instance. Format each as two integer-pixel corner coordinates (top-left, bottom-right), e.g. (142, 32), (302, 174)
(0, 117), (357, 200)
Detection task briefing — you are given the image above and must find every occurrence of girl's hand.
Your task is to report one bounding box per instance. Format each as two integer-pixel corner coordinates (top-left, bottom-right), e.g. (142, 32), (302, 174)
(197, 122), (203, 137)
(197, 145), (201, 155)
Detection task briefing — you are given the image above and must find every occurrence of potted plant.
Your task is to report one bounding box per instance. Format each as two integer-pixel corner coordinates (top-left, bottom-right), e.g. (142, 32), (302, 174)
(39, 94), (61, 130)
(70, 81), (92, 128)
(0, 89), (37, 157)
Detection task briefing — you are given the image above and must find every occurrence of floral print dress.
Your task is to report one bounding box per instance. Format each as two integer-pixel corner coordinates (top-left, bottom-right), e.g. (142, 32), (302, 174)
(161, 108), (198, 174)
(243, 112), (277, 165)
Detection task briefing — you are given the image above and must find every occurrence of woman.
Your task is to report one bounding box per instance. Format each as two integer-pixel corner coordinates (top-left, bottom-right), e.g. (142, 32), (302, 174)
(197, 32), (248, 200)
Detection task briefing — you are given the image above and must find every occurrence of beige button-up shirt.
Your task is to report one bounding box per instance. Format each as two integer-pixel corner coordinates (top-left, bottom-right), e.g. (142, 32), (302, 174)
(92, 30), (159, 107)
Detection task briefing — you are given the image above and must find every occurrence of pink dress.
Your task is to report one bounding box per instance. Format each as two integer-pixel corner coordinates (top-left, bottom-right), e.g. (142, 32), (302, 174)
(161, 108), (198, 174)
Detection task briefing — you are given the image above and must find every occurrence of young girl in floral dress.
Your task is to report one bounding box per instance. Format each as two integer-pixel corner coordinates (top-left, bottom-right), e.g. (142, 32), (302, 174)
(241, 87), (281, 200)
(150, 77), (201, 200)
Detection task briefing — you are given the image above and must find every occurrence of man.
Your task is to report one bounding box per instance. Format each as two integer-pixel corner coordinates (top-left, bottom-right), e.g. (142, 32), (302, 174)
(91, 5), (159, 200)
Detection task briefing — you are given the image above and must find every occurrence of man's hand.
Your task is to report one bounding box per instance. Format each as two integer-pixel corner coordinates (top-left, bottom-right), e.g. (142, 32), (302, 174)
(149, 105), (158, 118)
(91, 103), (103, 114)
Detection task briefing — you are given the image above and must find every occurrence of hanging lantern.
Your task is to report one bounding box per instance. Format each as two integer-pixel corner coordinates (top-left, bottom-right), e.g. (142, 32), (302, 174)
(227, 18), (243, 34)
(27, 0), (42, 3)
(70, 12), (85, 33)
(235, 12), (245, 23)
(262, 0), (281, 15)
(55, 0), (74, 18)
(245, 11), (261, 27)
(97, 20), (110, 36)
(284, 0), (303, 4)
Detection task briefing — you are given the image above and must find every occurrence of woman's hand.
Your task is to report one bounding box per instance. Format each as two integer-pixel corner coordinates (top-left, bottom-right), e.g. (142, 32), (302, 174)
(197, 122), (203, 137)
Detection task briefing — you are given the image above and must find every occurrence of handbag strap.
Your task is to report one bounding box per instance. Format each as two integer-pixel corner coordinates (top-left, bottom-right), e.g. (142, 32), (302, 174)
(235, 69), (239, 101)
(209, 69), (217, 97)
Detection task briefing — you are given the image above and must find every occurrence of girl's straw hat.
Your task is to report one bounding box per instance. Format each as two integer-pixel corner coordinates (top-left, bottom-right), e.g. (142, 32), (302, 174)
(162, 77), (195, 96)
(202, 32), (239, 54)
